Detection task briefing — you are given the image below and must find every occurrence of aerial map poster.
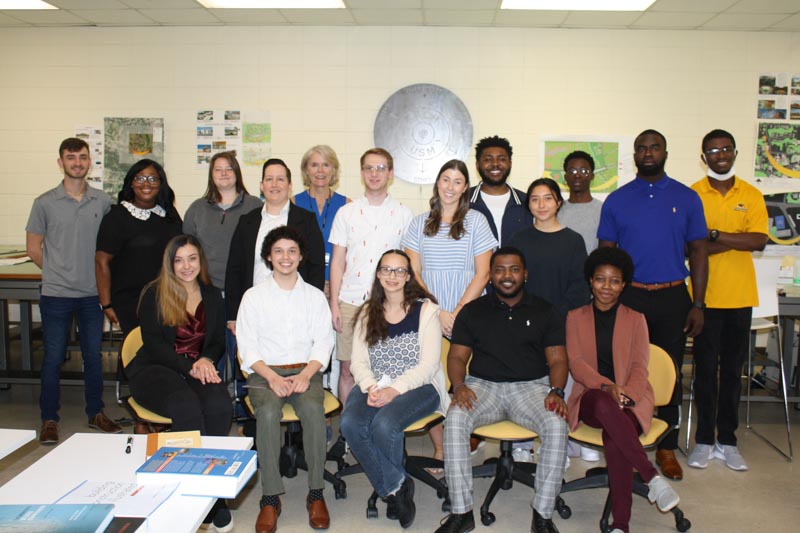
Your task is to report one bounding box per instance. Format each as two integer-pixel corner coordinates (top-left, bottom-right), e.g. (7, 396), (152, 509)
(104, 117), (165, 198)
(753, 122), (800, 194)
(540, 135), (634, 198)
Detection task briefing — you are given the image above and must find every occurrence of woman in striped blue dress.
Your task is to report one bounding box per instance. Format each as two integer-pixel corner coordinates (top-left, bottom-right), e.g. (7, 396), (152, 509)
(401, 159), (497, 468)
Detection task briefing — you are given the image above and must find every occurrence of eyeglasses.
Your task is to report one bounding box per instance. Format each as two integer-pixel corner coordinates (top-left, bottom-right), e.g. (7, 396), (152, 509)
(133, 175), (160, 184)
(362, 164), (389, 174)
(378, 266), (408, 277)
(703, 146), (735, 155)
(566, 168), (592, 177)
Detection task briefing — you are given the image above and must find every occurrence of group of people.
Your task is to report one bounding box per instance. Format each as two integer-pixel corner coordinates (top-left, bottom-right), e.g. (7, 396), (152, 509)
(26, 126), (767, 533)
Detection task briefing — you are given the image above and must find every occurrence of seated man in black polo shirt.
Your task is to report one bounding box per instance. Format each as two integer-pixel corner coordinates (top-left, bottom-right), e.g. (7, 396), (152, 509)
(436, 247), (569, 533)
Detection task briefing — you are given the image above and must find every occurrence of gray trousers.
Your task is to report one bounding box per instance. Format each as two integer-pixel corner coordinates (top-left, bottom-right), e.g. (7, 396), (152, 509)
(444, 376), (568, 518)
(248, 369), (326, 496)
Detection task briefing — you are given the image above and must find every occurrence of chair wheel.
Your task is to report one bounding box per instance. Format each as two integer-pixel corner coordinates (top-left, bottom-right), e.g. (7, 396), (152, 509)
(481, 512), (496, 526)
(366, 506), (378, 519)
(557, 505), (572, 519)
(676, 518), (691, 532)
(334, 482), (347, 500)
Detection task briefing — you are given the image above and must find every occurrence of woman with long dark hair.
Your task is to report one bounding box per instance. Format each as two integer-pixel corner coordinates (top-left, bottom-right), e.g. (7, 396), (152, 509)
(96, 159), (182, 336)
(339, 250), (450, 529)
(127, 234), (232, 531)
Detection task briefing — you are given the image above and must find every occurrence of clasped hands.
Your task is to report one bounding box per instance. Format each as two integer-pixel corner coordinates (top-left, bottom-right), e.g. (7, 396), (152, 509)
(266, 372), (312, 397)
(367, 385), (399, 408)
(190, 358), (221, 385)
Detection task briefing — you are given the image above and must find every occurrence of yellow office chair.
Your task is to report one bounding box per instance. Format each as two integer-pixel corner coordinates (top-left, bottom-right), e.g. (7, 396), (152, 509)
(334, 337), (451, 518)
(119, 327), (173, 432)
(559, 344), (691, 532)
(238, 357), (347, 498)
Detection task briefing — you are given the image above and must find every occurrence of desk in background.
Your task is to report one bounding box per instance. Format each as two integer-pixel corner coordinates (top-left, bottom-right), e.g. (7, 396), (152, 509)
(0, 257), (40, 378)
(0, 433), (253, 532)
(778, 284), (800, 402)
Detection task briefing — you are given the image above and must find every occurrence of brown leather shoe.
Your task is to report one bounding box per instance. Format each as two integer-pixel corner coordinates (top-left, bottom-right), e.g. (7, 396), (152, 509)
(306, 496), (330, 530)
(88, 412), (122, 434)
(656, 449), (683, 480)
(255, 498), (281, 533)
(39, 420), (59, 445)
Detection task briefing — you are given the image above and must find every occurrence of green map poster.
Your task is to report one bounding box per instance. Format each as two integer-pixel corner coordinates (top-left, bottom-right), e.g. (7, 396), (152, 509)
(754, 122), (800, 181)
(104, 117), (165, 198)
(541, 139), (624, 194)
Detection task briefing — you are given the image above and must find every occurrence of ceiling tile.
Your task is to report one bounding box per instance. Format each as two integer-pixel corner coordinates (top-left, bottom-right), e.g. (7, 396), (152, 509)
(648, 0), (738, 13)
(727, 0), (800, 14)
(768, 12), (800, 30)
(2, 9), (90, 24)
(347, 0), (420, 7)
(70, 9), (157, 25)
(424, 0), (497, 8)
(0, 12), (29, 25)
(48, 0), (128, 8)
(208, 8), (287, 24)
(279, 8), (355, 24)
(631, 11), (715, 29)
(425, 9), (495, 25)
(119, 0), (199, 7)
(352, 9), (423, 25)
(701, 13), (789, 30)
(493, 9), (567, 26)
(138, 8), (220, 24)
(563, 11), (641, 28)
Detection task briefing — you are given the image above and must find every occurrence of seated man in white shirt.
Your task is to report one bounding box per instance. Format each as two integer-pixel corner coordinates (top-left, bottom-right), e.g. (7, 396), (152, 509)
(236, 225), (335, 533)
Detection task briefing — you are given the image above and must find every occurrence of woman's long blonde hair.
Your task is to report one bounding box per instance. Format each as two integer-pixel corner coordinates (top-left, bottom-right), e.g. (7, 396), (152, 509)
(140, 235), (211, 327)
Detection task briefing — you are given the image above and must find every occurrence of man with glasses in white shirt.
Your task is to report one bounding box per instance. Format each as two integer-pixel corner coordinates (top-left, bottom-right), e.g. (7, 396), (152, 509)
(328, 148), (413, 409)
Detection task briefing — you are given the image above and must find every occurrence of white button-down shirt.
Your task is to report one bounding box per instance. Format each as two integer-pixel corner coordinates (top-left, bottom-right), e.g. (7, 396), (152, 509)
(252, 200), (290, 286)
(236, 273), (334, 374)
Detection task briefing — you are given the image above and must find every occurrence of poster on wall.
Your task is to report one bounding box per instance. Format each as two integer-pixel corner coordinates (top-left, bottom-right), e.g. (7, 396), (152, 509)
(753, 122), (800, 195)
(104, 117), (165, 199)
(539, 135), (634, 199)
(74, 124), (104, 187)
(757, 73), (800, 121)
(195, 110), (271, 167)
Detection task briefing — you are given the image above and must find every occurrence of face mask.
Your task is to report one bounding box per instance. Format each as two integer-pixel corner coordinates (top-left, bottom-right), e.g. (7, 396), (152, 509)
(707, 166), (735, 181)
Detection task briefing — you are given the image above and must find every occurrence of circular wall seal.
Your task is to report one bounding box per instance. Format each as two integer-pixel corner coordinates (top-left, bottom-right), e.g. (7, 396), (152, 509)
(374, 83), (473, 185)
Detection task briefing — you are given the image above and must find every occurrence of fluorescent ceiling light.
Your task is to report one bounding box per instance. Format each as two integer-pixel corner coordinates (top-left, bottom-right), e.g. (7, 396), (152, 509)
(197, 0), (345, 8)
(501, 0), (655, 10)
(0, 0), (57, 8)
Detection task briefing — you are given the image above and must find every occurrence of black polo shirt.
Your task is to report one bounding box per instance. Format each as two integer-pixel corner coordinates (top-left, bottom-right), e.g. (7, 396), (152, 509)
(451, 292), (565, 383)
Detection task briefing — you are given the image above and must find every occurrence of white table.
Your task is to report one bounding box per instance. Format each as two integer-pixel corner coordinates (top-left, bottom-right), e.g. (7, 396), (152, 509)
(0, 433), (253, 532)
(0, 428), (36, 460)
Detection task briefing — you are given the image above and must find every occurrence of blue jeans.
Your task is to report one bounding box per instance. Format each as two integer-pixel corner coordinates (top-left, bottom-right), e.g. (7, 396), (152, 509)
(340, 384), (439, 498)
(39, 295), (105, 421)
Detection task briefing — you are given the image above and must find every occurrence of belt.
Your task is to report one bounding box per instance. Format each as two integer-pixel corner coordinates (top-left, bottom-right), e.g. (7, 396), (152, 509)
(630, 280), (685, 291)
(272, 363), (307, 370)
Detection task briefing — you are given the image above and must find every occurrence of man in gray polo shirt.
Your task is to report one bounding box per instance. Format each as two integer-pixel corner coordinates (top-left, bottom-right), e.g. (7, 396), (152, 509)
(26, 137), (121, 445)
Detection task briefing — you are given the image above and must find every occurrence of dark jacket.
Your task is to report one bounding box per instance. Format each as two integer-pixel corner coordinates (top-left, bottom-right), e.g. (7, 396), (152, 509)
(128, 283), (225, 379)
(224, 203), (325, 319)
(468, 183), (533, 247)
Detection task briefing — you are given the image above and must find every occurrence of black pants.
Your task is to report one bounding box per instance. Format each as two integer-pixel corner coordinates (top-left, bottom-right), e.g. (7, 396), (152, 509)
(691, 307), (751, 446)
(129, 364), (232, 436)
(621, 284), (691, 450)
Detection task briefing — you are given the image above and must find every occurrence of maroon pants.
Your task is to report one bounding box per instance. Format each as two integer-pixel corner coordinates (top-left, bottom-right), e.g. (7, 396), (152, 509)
(579, 389), (658, 533)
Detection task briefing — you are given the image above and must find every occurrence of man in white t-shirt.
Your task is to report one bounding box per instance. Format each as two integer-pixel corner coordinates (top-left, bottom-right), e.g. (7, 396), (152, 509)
(468, 135), (533, 246)
(558, 150), (603, 254)
(328, 148), (413, 408)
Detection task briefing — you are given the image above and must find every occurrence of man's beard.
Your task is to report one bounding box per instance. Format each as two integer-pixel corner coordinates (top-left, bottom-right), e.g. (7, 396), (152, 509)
(636, 160), (665, 177)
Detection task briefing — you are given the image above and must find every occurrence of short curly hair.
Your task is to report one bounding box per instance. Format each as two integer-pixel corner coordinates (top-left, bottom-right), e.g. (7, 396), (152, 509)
(260, 226), (307, 270)
(584, 247), (634, 285)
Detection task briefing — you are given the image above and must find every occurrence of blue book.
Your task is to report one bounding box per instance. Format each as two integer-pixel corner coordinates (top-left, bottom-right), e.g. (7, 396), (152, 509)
(0, 503), (114, 532)
(135, 447), (257, 498)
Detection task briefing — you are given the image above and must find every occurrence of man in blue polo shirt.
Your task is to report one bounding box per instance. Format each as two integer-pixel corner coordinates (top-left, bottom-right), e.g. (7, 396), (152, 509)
(598, 129), (708, 481)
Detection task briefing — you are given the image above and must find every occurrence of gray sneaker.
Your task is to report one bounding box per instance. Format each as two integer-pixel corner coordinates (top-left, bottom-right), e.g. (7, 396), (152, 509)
(714, 443), (748, 471)
(687, 443), (714, 469)
(647, 475), (680, 512)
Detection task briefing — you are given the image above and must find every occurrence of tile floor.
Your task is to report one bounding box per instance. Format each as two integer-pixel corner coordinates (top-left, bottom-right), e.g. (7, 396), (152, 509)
(1, 382), (798, 533)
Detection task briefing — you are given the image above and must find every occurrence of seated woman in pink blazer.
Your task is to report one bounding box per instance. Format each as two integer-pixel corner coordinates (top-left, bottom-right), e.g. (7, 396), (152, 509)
(565, 247), (679, 533)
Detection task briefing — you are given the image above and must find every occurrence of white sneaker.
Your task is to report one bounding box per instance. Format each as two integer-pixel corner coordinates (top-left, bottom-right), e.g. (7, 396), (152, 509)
(647, 475), (680, 512)
(512, 447), (533, 463)
(687, 443), (714, 469)
(609, 529), (624, 533)
(714, 443), (748, 471)
(580, 446), (601, 462)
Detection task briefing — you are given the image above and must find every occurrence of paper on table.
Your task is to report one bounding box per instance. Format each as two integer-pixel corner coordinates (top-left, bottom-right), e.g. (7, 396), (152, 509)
(0, 256), (30, 266)
(56, 480), (178, 518)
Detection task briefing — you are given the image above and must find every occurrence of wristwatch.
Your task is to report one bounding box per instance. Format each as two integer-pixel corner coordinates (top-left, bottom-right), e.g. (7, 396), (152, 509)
(709, 229), (720, 242)
(548, 386), (565, 399)
(693, 301), (706, 310)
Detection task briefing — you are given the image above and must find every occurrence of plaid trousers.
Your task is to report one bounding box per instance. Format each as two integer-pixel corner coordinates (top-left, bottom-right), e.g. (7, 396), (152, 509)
(443, 375), (568, 518)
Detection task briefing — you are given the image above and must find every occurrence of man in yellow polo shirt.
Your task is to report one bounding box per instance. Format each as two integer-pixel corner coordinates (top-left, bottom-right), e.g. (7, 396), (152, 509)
(688, 129), (768, 472)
